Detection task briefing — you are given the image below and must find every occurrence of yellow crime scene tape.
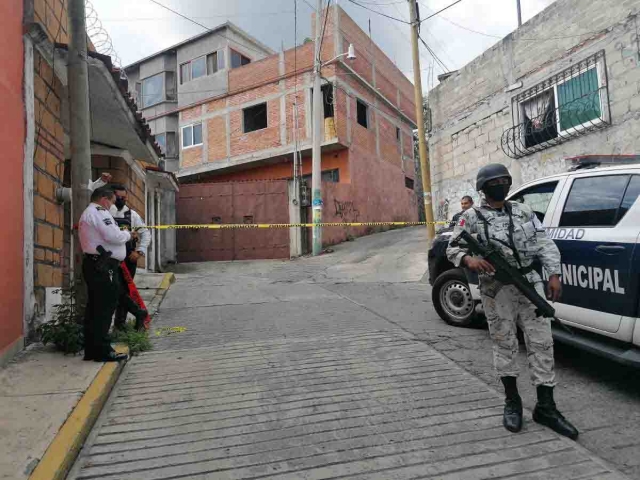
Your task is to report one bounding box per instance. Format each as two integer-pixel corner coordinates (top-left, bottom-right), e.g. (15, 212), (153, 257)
(155, 326), (187, 336)
(142, 221), (450, 230)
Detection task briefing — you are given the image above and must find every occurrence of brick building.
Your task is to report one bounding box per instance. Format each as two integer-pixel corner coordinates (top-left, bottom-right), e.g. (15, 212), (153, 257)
(428, 0), (640, 221)
(0, 0), (176, 366)
(126, 6), (420, 259)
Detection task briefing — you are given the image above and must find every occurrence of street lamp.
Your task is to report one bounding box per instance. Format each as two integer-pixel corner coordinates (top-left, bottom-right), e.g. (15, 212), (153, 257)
(311, 33), (356, 256)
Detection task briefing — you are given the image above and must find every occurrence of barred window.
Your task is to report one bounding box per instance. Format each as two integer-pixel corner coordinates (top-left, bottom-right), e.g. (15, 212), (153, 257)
(501, 51), (610, 159)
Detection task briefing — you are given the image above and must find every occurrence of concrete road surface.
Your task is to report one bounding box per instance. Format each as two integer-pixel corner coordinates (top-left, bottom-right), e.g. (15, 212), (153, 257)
(69, 227), (638, 480)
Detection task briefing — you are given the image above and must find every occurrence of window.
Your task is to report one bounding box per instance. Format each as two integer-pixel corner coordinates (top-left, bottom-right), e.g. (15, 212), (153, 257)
(559, 175), (630, 227)
(141, 73), (164, 108)
(243, 103), (268, 133)
(511, 181), (558, 223)
(616, 175), (640, 223)
(165, 71), (176, 101)
(231, 50), (251, 69)
(310, 84), (335, 119)
(182, 123), (203, 149)
(357, 99), (368, 128)
(180, 50), (225, 84)
(180, 63), (190, 84)
(155, 132), (177, 157)
(156, 133), (166, 153)
(134, 82), (142, 104)
(302, 169), (340, 184)
(405, 177), (414, 190)
(191, 56), (206, 80)
(396, 127), (401, 142)
(206, 50), (225, 74)
(501, 51), (609, 159)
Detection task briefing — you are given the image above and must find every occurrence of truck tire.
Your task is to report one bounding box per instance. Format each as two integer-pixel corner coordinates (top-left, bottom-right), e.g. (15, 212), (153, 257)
(432, 268), (479, 327)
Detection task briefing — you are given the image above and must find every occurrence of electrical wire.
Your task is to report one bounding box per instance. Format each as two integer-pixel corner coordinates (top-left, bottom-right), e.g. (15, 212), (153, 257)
(419, 34), (449, 72)
(419, 0), (623, 41)
(420, 0), (462, 23)
(347, 0), (411, 24)
(146, 0), (277, 57)
(317, 0), (332, 63)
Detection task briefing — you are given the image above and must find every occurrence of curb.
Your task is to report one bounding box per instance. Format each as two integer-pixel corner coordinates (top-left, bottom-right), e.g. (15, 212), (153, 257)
(27, 345), (129, 480)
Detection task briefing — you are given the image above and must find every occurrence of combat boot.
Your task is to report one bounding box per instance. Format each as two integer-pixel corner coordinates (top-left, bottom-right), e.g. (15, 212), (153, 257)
(501, 376), (523, 433)
(533, 385), (579, 440)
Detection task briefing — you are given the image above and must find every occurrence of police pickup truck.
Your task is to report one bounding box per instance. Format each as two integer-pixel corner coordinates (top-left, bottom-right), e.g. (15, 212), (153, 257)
(428, 160), (640, 367)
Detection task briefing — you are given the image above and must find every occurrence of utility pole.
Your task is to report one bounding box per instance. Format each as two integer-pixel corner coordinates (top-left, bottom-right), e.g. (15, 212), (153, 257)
(311, 0), (324, 256)
(408, 0), (435, 240)
(68, 0), (93, 294)
(516, 0), (522, 26)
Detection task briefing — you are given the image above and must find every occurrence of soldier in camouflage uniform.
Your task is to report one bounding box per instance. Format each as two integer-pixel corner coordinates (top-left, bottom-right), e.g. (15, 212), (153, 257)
(446, 163), (579, 440)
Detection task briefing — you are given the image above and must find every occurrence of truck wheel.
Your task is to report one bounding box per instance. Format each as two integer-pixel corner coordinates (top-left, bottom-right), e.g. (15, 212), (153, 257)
(432, 268), (479, 327)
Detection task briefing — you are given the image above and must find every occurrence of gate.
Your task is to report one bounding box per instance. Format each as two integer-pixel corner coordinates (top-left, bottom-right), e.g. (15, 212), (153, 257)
(176, 180), (290, 262)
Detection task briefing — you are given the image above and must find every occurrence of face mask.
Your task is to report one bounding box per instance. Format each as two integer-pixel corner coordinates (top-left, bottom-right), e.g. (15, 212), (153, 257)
(115, 197), (126, 210)
(483, 184), (510, 202)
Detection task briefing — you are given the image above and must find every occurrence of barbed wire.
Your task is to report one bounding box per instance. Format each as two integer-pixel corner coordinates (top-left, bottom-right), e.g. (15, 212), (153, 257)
(85, 0), (124, 72)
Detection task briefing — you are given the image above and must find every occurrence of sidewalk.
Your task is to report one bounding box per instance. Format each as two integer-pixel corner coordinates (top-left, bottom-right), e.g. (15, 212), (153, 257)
(0, 271), (174, 480)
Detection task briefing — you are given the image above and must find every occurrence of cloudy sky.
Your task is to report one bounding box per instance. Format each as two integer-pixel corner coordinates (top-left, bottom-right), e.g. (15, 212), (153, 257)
(90, 0), (556, 92)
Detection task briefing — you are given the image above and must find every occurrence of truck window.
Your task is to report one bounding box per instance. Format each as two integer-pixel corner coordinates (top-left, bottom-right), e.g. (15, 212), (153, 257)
(510, 181), (558, 223)
(616, 175), (640, 222)
(559, 175), (630, 227)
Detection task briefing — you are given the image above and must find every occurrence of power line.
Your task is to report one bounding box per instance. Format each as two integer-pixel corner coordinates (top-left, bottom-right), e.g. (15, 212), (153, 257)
(347, 0), (410, 24)
(146, 0), (276, 57)
(419, 34), (449, 72)
(318, 0), (332, 63)
(420, 0), (463, 23)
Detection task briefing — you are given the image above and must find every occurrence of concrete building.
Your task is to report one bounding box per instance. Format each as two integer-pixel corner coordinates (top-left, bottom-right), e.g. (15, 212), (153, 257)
(124, 23), (275, 173)
(126, 6), (420, 260)
(428, 0), (640, 221)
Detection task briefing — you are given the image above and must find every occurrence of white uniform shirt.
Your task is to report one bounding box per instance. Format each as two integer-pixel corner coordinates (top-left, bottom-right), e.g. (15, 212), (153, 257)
(110, 205), (151, 256)
(79, 203), (131, 261)
(90, 177), (151, 256)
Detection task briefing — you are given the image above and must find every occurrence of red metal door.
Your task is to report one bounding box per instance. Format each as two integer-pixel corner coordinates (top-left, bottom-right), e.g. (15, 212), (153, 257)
(177, 181), (290, 262)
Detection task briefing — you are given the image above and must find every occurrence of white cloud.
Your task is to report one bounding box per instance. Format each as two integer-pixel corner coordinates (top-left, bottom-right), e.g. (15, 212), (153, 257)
(90, 0), (557, 89)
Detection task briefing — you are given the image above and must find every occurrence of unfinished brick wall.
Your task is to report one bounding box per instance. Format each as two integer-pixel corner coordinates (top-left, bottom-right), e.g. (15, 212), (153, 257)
(229, 99), (281, 157)
(32, 49), (65, 315)
(176, 5), (419, 243)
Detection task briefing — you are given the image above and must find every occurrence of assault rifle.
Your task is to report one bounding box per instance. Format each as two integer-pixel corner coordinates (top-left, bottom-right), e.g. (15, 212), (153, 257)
(452, 230), (574, 334)
(452, 230), (555, 318)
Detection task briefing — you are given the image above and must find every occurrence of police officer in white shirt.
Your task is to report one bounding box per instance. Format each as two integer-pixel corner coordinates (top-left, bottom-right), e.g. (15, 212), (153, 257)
(89, 176), (151, 330)
(79, 187), (138, 362)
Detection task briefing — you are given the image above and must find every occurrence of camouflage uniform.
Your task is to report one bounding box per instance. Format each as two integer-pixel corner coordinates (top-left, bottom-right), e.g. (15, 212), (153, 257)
(446, 199), (562, 386)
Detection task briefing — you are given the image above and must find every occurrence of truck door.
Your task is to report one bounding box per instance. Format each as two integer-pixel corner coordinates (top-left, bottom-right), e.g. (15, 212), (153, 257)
(548, 173), (640, 333)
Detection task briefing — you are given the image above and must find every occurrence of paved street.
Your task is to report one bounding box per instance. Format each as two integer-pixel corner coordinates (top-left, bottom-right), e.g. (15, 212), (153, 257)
(70, 227), (639, 479)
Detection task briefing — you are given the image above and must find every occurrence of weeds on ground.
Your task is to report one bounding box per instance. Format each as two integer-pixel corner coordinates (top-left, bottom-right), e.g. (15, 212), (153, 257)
(111, 323), (153, 355)
(37, 284), (84, 355)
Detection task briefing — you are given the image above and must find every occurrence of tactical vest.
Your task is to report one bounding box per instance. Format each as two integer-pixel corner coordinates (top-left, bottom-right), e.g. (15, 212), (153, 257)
(114, 210), (138, 256)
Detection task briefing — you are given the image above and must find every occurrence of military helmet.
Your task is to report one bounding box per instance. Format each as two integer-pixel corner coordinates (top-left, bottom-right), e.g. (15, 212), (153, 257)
(476, 163), (512, 191)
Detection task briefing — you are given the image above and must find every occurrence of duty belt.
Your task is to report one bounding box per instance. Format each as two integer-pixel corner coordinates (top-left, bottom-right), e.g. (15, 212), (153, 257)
(84, 254), (120, 268)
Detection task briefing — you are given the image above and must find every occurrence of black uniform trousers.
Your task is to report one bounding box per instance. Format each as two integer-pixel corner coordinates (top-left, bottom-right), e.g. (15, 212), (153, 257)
(83, 255), (121, 359)
(114, 258), (144, 329)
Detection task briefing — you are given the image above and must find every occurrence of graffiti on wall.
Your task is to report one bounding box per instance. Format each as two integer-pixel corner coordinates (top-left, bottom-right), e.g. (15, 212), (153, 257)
(436, 198), (449, 221)
(334, 199), (361, 222)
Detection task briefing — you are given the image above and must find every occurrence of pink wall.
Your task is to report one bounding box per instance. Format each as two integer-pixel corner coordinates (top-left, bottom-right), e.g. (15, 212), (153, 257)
(321, 148), (418, 246)
(0, 0), (25, 354)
